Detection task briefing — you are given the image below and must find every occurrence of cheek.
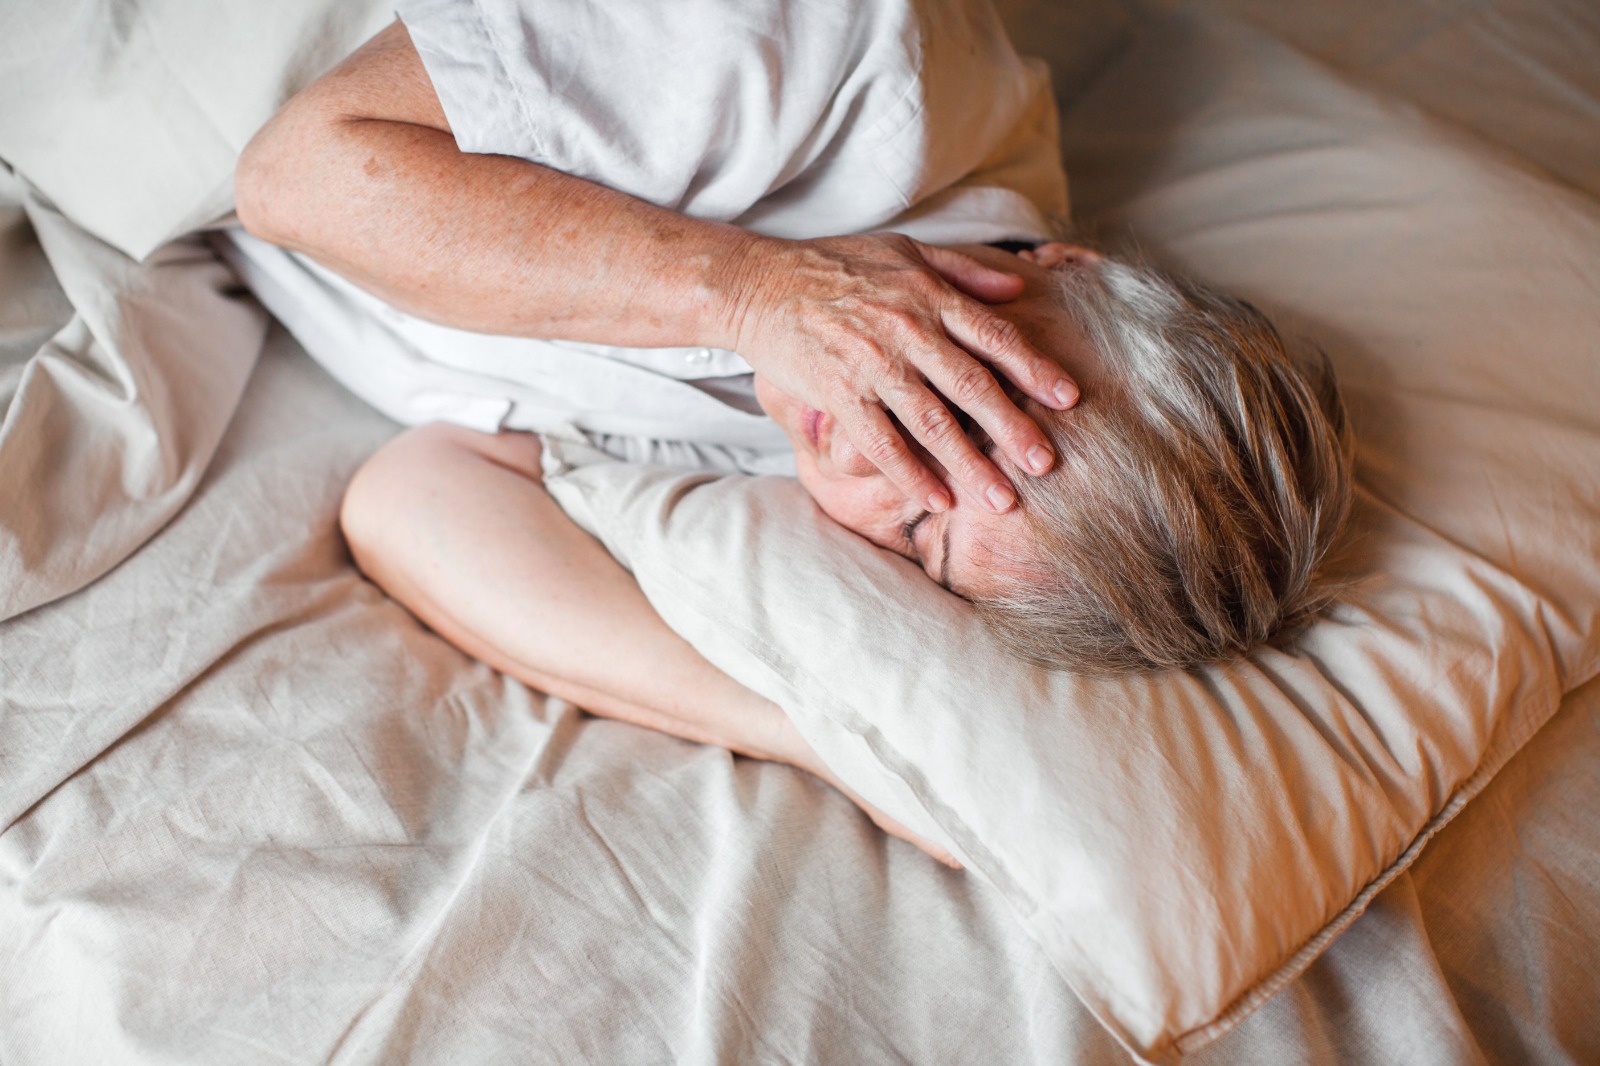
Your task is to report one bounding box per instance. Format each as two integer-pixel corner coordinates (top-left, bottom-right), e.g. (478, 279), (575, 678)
(827, 434), (877, 478)
(796, 464), (901, 547)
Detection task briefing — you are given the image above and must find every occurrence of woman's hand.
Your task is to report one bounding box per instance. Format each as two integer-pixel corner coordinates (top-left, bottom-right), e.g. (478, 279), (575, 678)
(720, 233), (1079, 515)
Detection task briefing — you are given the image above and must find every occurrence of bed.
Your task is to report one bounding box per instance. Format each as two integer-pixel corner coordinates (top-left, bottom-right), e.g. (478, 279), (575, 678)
(3, 1), (1598, 1063)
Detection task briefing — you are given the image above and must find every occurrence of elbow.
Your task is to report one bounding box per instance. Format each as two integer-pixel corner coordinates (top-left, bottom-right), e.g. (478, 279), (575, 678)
(234, 99), (333, 247)
(232, 146), (266, 238)
(233, 121), (292, 244)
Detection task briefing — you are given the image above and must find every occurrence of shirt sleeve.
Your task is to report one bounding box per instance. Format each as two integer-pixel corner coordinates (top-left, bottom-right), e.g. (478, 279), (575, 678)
(396, 0), (910, 221)
(396, 0), (1067, 241)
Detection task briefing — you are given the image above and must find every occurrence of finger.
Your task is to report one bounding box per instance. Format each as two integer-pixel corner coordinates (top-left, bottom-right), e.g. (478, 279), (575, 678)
(943, 298), (1079, 410)
(917, 241), (1026, 304)
(919, 346), (1062, 489)
(1033, 241), (1103, 269)
(1026, 241), (1074, 268)
(841, 401), (953, 513)
(884, 376), (1029, 515)
(863, 805), (964, 869)
(803, 742), (965, 869)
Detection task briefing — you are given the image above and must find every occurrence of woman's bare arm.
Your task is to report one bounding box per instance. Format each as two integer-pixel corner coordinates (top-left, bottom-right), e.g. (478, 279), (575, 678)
(235, 21), (747, 347)
(234, 20), (1078, 517)
(340, 423), (961, 867)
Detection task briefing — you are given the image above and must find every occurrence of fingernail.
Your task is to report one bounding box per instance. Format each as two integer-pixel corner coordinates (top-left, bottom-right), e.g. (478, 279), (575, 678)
(1026, 444), (1053, 474)
(985, 483), (1016, 513)
(927, 490), (951, 513)
(1053, 379), (1078, 408)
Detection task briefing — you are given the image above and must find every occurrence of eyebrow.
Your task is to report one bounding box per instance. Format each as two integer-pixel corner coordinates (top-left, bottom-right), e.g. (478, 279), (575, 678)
(905, 510), (954, 592)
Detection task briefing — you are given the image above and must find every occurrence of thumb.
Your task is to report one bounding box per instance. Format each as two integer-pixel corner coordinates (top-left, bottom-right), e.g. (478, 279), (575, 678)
(917, 242), (1026, 304)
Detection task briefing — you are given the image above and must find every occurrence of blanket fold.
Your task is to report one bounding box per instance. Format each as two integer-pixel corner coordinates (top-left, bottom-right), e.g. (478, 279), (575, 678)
(0, 166), (267, 623)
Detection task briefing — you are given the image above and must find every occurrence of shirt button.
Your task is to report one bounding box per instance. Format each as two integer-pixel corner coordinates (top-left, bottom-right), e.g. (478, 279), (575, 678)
(685, 348), (712, 366)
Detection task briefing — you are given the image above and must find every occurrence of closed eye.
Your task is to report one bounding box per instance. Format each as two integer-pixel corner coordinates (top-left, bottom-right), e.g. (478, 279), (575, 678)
(901, 509), (931, 557)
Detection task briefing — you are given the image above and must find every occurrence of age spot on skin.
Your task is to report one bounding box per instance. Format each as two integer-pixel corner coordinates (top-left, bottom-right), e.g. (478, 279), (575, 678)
(364, 155), (382, 178)
(651, 220), (686, 245)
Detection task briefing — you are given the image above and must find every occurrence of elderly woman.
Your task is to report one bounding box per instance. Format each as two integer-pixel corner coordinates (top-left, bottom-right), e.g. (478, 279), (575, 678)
(229, 2), (1350, 862)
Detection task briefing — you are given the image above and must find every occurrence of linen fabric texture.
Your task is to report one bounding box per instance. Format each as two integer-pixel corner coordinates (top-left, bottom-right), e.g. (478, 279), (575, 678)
(0, 0), (394, 620)
(398, 0), (1067, 243)
(4, 0), (1598, 1060)
(541, 15), (1600, 1063)
(0, 0), (396, 263)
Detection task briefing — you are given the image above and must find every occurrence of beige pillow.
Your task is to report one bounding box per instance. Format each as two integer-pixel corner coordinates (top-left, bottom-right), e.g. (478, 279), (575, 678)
(0, 0), (389, 617)
(0, 0), (392, 261)
(544, 14), (1600, 1063)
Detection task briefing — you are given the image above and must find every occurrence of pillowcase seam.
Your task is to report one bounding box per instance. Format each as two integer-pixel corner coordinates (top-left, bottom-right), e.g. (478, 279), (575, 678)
(634, 540), (1180, 1042)
(1174, 668), (1564, 1054)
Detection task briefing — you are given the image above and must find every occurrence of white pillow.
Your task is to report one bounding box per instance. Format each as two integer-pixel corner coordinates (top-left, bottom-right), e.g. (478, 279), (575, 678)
(544, 14), (1600, 1064)
(0, 0), (392, 261)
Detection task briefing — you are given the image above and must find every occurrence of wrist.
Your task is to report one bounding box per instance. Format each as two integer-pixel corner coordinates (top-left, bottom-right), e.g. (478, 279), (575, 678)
(709, 229), (787, 355)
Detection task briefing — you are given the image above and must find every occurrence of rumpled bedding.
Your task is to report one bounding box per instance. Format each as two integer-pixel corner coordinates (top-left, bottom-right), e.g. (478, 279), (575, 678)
(5, 296), (1599, 1066)
(2, 2), (1599, 1063)
(0, 168), (262, 623)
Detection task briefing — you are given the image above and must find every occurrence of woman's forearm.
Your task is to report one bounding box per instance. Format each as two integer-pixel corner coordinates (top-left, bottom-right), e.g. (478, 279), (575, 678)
(340, 424), (798, 763)
(341, 423), (962, 866)
(235, 22), (754, 347)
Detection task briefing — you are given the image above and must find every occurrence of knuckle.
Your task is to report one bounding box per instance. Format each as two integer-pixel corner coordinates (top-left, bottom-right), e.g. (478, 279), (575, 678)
(861, 429), (907, 467)
(944, 440), (989, 482)
(914, 403), (958, 442)
(880, 232), (917, 256)
(973, 312), (1023, 354)
(896, 300), (934, 329)
(947, 361), (998, 404)
(882, 307), (926, 338)
(885, 361), (923, 392)
(855, 356), (900, 392)
(818, 363), (856, 392)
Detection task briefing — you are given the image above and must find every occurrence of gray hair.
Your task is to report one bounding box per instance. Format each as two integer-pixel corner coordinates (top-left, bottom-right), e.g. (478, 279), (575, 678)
(970, 256), (1354, 674)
